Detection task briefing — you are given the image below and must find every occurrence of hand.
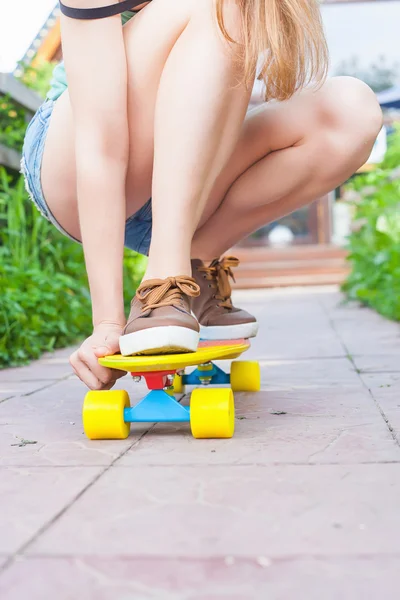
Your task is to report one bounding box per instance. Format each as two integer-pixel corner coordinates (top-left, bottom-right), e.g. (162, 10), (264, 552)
(70, 322), (126, 390)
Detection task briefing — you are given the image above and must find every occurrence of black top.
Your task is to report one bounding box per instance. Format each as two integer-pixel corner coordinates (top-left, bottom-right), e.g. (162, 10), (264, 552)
(59, 0), (150, 20)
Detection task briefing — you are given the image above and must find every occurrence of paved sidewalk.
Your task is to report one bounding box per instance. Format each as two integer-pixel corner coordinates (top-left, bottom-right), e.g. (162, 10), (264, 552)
(1, 286), (400, 599)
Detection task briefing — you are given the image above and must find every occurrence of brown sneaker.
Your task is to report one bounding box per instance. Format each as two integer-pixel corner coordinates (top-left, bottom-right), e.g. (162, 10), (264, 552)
(191, 257), (259, 340)
(119, 276), (201, 356)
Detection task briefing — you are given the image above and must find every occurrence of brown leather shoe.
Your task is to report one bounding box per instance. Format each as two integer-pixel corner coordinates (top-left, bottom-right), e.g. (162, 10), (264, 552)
(120, 276), (200, 356)
(191, 257), (258, 340)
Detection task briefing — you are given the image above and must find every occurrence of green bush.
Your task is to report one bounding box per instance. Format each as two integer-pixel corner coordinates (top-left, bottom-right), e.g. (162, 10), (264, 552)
(19, 60), (57, 99)
(0, 61), (147, 367)
(0, 170), (146, 367)
(0, 61), (56, 151)
(342, 126), (400, 321)
(0, 96), (27, 151)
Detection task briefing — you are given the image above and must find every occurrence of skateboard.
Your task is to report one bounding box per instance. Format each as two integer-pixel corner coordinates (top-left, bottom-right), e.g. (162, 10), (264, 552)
(82, 339), (260, 441)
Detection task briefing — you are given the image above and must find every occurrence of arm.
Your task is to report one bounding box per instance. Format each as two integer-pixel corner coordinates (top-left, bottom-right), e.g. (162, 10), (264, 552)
(61, 1), (129, 328)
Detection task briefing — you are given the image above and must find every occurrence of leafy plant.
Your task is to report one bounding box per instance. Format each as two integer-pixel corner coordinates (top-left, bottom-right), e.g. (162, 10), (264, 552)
(0, 95), (27, 151)
(342, 126), (400, 321)
(0, 59), (146, 367)
(0, 170), (89, 365)
(18, 59), (56, 99)
(0, 59), (54, 152)
(0, 169), (146, 367)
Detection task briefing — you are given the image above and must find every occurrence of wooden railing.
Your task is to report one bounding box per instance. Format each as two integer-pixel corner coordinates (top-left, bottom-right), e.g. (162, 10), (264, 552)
(0, 72), (42, 171)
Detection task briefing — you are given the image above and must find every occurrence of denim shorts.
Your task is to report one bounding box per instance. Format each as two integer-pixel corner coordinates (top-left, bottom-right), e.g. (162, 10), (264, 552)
(21, 98), (153, 256)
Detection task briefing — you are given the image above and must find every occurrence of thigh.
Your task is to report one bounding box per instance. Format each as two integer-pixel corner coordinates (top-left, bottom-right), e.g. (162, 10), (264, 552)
(198, 82), (333, 227)
(41, 0), (194, 240)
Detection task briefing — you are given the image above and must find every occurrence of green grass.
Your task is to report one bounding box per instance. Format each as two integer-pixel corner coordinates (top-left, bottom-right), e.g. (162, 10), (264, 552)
(0, 62), (147, 367)
(0, 169), (146, 367)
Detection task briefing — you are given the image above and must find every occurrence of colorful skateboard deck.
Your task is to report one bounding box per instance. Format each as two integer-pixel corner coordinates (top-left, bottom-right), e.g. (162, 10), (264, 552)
(83, 339), (260, 442)
(98, 338), (251, 373)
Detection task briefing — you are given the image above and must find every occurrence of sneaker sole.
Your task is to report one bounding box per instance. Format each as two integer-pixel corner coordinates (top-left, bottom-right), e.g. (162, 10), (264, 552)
(119, 326), (200, 356)
(199, 322), (259, 341)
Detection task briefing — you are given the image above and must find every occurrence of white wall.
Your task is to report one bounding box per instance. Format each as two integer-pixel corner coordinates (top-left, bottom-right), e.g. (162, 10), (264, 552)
(0, 0), (56, 72)
(321, 1), (400, 74)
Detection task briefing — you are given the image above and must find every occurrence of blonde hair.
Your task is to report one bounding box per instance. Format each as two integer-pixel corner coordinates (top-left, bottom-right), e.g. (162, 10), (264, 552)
(216, 0), (329, 101)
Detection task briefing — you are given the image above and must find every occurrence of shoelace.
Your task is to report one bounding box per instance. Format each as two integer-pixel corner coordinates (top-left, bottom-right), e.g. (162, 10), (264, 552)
(136, 276), (200, 313)
(198, 256), (239, 309)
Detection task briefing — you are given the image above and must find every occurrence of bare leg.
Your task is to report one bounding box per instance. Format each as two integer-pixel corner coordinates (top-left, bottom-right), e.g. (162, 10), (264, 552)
(42, 0), (251, 262)
(146, 0), (250, 279)
(40, 0), (254, 363)
(191, 77), (383, 259)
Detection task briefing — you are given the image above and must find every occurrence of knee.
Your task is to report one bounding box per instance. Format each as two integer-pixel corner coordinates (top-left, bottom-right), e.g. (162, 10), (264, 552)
(318, 77), (382, 146)
(314, 76), (383, 167)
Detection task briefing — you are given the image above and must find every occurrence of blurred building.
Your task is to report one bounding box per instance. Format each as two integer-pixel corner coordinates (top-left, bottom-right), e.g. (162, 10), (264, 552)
(322, 0), (399, 75)
(19, 6), (61, 66)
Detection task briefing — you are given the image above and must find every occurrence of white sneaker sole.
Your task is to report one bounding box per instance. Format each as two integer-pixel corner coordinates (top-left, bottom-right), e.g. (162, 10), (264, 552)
(199, 321), (259, 341)
(119, 326), (200, 356)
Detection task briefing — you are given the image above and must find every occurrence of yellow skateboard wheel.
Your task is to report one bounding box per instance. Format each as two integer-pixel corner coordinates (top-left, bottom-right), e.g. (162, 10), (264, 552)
(230, 361), (261, 392)
(190, 388), (235, 439)
(83, 390), (131, 440)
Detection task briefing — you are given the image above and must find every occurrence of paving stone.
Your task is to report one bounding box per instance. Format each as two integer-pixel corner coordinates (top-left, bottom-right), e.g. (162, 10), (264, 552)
(1, 555), (400, 600)
(320, 296), (400, 357)
(362, 371), (400, 392)
(1, 286), (400, 597)
(0, 347), (75, 383)
(0, 466), (102, 554)
(335, 332), (400, 360)
(120, 419), (399, 466)
(246, 318), (345, 359)
(118, 387), (399, 466)
(0, 380), (62, 403)
(29, 464), (400, 558)
(0, 376), (150, 467)
(249, 332), (345, 361)
(352, 355), (400, 373)
(360, 372), (400, 441)
(236, 287), (347, 358)
(233, 286), (338, 314)
(255, 357), (366, 390)
(0, 393), (17, 403)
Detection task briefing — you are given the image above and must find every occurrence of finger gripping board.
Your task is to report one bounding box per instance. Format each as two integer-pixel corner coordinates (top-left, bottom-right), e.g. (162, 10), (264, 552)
(99, 339), (250, 373)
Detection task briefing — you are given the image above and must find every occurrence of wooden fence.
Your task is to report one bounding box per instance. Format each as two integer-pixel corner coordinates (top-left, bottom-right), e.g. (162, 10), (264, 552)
(0, 72), (42, 171)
